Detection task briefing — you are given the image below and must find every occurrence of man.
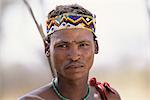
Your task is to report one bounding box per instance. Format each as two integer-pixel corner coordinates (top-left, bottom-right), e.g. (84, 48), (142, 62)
(19, 4), (121, 100)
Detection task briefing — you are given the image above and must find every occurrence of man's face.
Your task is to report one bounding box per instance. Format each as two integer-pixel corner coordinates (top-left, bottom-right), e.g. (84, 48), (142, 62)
(49, 28), (96, 80)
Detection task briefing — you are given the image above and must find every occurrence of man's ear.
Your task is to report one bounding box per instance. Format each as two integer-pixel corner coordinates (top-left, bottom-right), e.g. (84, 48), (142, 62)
(44, 37), (50, 57)
(94, 40), (99, 54)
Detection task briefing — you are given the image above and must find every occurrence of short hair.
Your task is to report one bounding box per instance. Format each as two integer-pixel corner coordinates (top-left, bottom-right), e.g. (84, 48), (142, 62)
(48, 4), (93, 18)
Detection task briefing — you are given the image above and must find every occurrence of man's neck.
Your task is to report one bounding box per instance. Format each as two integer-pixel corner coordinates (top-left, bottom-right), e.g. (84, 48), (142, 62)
(55, 74), (89, 100)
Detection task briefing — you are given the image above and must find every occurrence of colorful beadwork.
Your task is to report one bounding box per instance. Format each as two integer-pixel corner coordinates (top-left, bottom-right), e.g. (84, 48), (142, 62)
(46, 13), (96, 35)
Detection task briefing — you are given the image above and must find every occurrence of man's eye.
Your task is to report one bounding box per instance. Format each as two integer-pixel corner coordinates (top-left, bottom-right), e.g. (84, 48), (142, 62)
(79, 43), (89, 47)
(57, 44), (68, 48)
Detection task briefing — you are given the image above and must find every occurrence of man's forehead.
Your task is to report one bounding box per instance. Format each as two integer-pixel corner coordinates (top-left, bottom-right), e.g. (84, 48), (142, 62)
(50, 29), (94, 43)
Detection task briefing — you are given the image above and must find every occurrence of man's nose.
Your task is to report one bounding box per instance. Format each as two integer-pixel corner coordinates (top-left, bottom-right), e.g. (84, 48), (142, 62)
(67, 46), (80, 61)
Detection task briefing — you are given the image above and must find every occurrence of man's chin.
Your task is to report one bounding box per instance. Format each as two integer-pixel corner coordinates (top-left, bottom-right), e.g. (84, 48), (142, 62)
(64, 72), (88, 81)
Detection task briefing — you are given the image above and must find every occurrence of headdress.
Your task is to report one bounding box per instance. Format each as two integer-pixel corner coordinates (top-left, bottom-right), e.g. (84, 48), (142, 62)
(46, 13), (96, 35)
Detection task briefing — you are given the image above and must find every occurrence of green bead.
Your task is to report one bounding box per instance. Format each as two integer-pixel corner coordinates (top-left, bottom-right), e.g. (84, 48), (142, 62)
(52, 78), (90, 100)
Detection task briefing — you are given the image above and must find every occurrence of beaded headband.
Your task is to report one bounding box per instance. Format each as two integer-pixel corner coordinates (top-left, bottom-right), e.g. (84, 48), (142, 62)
(46, 13), (96, 35)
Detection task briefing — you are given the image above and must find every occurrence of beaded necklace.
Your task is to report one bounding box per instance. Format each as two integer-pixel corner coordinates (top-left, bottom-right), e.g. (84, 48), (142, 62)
(52, 78), (90, 100)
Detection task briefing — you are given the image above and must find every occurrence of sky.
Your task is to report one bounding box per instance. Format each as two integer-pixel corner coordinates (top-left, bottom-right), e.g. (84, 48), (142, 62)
(0, 0), (150, 69)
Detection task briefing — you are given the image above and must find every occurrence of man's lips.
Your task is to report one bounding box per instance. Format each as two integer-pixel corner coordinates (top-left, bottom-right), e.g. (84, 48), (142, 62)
(65, 63), (84, 69)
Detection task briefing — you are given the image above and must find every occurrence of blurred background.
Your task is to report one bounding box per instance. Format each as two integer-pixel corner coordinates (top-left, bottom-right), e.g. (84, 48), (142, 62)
(0, 0), (150, 100)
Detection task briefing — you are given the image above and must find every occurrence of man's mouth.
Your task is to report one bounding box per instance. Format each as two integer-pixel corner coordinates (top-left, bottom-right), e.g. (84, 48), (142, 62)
(65, 63), (84, 69)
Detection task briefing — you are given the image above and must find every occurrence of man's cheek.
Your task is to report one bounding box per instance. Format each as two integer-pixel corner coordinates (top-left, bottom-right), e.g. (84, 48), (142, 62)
(54, 53), (65, 67)
(86, 53), (94, 65)
(85, 51), (93, 59)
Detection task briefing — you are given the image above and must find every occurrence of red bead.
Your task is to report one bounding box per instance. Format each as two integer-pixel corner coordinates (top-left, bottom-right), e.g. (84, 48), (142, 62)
(89, 77), (97, 86)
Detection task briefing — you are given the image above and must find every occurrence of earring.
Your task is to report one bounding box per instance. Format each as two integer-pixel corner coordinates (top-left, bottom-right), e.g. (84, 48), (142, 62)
(46, 51), (50, 57)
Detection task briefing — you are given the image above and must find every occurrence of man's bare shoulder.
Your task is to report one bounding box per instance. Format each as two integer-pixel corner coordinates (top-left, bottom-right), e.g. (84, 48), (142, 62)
(18, 95), (44, 100)
(18, 83), (55, 100)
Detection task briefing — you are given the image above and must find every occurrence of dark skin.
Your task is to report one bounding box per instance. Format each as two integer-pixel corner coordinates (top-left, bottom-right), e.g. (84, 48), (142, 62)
(19, 28), (121, 100)
(48, 28), (99, 100)
(50, 28), (96, 80)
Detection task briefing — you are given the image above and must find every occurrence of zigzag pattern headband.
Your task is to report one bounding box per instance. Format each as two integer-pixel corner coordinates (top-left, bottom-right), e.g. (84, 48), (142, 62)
(46, 13), (96, 35)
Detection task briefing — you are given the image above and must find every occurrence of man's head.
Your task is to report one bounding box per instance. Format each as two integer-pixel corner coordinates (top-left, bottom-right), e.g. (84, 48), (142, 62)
(44, 4), (99, 80)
